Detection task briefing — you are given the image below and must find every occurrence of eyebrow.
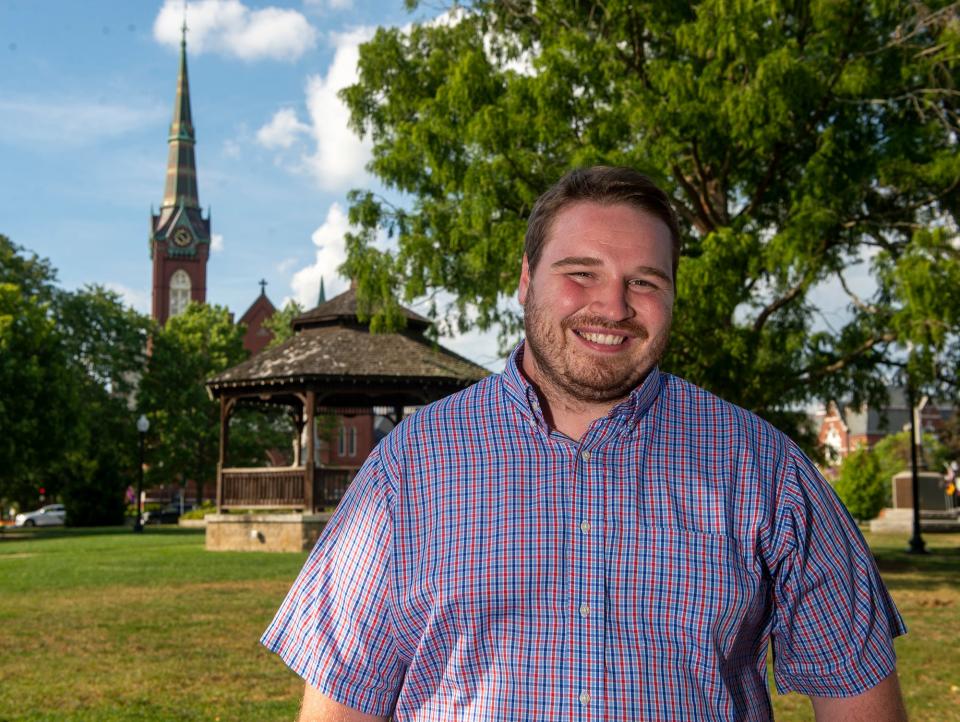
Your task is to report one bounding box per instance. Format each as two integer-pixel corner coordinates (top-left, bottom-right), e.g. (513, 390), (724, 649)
(551, 256), (673, 284)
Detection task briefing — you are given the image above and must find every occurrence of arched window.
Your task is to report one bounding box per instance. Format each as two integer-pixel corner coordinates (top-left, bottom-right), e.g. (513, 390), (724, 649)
(169, 269), (191, 318)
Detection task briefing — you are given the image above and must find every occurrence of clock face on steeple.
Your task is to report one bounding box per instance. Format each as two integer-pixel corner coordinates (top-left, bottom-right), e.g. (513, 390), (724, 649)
(172, 227), (192, 247)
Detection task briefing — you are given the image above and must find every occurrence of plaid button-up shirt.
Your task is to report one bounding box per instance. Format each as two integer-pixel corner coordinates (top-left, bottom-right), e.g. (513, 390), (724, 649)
(262, 343), (905, 721)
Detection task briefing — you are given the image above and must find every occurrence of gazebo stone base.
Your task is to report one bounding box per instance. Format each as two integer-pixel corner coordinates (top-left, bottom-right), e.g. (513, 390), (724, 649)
(205, 512), (333, 552)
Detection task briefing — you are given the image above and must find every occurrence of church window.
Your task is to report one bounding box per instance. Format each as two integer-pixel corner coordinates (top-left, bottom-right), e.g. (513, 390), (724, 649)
(337, 424), (358, 458)
(169, 269), (192, 318)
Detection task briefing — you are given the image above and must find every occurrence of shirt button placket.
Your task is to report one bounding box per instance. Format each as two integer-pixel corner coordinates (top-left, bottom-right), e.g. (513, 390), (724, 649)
(575, 445), (603, 716)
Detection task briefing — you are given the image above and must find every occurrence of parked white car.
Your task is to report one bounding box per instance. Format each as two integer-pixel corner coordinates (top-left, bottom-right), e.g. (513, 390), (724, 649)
(15, 504), (66, 527)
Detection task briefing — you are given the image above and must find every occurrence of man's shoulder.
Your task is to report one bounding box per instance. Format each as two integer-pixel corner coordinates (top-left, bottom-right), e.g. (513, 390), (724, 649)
(658, 371), (786, 446)
(387, 373), (507, 440)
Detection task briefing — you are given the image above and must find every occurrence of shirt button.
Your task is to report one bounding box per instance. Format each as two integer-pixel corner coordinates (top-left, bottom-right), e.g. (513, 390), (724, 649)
(579, 603), (590, 617)
(580, 520), (591, 533)
(579, 691), (591, 705)
(581, 450), (591, 461)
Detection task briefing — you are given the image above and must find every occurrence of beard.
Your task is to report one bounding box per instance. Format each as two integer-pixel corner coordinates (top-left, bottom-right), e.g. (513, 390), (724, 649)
(523, 286), (671, 404)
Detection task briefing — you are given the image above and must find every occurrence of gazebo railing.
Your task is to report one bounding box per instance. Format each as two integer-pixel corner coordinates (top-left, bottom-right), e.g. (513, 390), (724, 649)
(220, 465), (360, 510)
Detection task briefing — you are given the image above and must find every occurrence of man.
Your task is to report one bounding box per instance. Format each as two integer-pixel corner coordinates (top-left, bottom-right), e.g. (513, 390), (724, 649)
(263, 167), (907, 721)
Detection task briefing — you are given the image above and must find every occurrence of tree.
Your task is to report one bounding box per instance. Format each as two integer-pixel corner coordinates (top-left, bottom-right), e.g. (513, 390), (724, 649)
(872, 429), (948, 481)
(139, 303), (247, 506)
(0, 236), (152, 522)
(262, 300), (304, 348)
(339, 1), (960, 442)
(56, 286), (151, 525)
(0, 280), (78, 508)
(0, 236), (80, 509)
(834, 447), (887, 521)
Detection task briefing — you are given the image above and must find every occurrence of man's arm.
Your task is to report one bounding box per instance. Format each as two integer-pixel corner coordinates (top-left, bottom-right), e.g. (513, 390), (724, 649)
(298, 683), (390, 722)
(809, 671), (907, 722)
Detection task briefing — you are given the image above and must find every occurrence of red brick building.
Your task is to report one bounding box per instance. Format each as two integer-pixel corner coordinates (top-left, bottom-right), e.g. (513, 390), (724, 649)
(816, 387), (954, 465)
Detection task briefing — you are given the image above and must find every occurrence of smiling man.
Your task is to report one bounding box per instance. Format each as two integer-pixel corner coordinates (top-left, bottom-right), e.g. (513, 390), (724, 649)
(262, 167), (907, 721)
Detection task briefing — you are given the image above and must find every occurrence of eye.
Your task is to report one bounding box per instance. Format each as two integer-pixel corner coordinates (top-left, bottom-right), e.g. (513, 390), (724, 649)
(629, 278), (658, 290)
(567, 271), (594, 280)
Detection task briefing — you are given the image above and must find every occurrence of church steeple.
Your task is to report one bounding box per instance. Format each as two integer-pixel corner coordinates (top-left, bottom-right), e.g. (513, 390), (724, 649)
(162, 20), (199, 210)
(149, 15), (211, 327)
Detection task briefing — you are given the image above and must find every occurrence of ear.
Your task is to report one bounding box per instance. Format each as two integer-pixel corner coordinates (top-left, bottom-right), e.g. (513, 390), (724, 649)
(518, 254), (531, 306)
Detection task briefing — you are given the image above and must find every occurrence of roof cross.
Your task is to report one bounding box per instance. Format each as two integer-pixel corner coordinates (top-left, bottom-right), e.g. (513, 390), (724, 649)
(259, 278), (268, 296)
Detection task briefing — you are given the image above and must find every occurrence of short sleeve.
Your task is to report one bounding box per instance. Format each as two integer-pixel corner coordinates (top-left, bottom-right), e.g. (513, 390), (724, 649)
(260, 450), (405, 716)
(768, 445), (906, 698)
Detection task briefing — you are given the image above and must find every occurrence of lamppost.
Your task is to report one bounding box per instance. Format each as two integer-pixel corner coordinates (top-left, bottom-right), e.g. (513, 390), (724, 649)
(134, 414), (149, 533)
(905, 380), (927, 555)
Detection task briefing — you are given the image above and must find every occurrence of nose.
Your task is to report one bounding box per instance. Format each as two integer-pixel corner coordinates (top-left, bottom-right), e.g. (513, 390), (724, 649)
(588, 279), (634, 322)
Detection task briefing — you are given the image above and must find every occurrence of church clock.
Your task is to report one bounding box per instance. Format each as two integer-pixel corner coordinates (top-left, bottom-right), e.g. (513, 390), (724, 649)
(172, 227), (192, 247)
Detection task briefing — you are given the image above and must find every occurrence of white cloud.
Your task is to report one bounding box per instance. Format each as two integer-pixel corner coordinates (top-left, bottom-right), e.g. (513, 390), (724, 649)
(103, 282), (150, 314)
(256, 107), (310, 149)
(211, 233), (225, 253)
(304, 0), (353, 9)
(153, 0), (317, 61)
(256, 27), (373, 191)
(289, 203), (351, 308)
(300, 28), (375, 190)
(0, 97), (164, 147)
(276, 256), (299, 273)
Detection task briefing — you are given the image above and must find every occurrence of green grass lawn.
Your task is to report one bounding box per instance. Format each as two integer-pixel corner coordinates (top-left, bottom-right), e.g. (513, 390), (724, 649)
(0, 526), (957, 721)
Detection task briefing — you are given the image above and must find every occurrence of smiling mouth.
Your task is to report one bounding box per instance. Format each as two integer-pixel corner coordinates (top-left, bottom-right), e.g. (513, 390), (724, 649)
(574, 330), (627, 346)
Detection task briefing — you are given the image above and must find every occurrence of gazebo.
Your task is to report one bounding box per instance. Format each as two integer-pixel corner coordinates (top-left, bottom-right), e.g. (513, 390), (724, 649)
(203, 287), (489, 550)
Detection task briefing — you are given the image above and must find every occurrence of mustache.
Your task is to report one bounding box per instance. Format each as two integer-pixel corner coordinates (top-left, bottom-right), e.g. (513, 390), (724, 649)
(560, 315), (648, 339)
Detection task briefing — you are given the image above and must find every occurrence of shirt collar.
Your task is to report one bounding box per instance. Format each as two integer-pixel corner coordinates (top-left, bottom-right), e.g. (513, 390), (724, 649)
(501, 340), (662, 427)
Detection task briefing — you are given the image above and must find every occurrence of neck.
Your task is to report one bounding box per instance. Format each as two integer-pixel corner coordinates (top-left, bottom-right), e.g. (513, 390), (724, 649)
(520, 349), (624, 442)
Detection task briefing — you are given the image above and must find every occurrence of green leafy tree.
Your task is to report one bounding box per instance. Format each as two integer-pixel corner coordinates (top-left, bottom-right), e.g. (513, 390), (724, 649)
(0, 279), (78, 508)
(339, 1), (960, 442)
(139, 303), (248, 506)
(872, 429), (948, 480)
(834, 447), (887, 521)
(56, 286), (151, 525)
(262, 300), (304, 348)
(0, 237), (151, 522)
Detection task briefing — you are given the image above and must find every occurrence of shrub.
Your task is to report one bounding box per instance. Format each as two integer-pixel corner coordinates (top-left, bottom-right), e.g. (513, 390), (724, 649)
(834, 447), (887, 521)
(180, 501), (216, 520)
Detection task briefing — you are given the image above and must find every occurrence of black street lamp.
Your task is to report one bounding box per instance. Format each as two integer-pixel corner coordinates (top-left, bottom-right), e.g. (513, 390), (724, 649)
(134, 414), (149, 533)
(905, 381), (927, 555)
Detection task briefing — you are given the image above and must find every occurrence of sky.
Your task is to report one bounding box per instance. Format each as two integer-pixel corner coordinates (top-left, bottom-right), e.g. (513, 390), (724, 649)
(0, 0), (878, 379)
(0, 0), (510, 371)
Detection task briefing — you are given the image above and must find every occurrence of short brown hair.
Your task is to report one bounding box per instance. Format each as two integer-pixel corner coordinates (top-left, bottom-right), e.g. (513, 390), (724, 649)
(524, 166), (682, 279)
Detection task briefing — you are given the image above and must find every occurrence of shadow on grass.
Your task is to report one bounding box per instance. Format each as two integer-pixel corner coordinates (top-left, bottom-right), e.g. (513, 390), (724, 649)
(873, 543), (960, 591)
(0, 525), (204, 543)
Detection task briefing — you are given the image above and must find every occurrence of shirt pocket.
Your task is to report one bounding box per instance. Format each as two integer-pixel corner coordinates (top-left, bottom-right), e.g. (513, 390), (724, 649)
(606, 526), (760, 660)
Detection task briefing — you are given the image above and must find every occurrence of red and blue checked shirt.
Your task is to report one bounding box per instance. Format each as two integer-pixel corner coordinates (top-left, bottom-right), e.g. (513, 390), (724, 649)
(262, 343), (905, 721)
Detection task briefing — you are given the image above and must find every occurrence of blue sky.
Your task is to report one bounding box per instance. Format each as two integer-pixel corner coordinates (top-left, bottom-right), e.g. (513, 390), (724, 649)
(0, 0), (510, 370)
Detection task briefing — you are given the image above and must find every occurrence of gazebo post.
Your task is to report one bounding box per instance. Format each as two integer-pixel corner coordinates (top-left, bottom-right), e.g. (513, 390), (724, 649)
(304, 390), (316, 513)
(216, 396), (230, 512)
(394, 404), (404, 424)
(292, 409), (304, 466)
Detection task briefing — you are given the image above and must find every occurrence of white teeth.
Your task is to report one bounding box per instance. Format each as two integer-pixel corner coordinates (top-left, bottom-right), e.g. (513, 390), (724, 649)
(579, 331), (625, 345)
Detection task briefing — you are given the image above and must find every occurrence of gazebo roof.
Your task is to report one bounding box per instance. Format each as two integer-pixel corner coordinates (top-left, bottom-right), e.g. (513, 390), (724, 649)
(292, 286), (431, 332)
(207, 288), (488, 398)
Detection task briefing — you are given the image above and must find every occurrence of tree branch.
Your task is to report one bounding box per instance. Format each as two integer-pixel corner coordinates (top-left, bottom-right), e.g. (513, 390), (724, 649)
(671, 162), (715, 235)
(798, 332), (897, 380)
(752, 274), (810, 333)
(837, 269), (879, 314)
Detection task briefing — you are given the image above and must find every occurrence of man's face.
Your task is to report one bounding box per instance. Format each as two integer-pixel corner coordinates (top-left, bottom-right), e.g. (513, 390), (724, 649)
(518, 201), (675, 404)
